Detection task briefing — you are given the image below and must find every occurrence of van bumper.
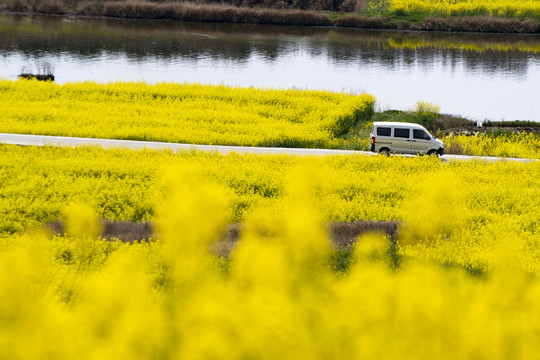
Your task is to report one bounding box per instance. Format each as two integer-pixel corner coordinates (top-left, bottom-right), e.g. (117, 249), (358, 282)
(370, 144), (375, 152)
(438, 147), (445, 156)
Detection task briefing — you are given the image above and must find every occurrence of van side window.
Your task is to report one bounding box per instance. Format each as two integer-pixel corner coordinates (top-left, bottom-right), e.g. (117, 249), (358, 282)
(413, 129), (430, 140)
(377, 127), (391, 137)
(394, 128), (410, 138)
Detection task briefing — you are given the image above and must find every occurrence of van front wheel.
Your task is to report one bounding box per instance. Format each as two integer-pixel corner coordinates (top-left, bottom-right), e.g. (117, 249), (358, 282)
(427, 149), (438, 157)
(379, 148), (390, 156)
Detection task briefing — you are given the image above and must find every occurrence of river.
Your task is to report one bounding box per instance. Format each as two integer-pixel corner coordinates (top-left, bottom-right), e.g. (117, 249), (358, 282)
(1, 14), (539, 121)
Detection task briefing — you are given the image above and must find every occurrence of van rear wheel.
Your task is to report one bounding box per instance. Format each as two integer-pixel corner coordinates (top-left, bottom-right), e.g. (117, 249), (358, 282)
(379, 148), (390, 156)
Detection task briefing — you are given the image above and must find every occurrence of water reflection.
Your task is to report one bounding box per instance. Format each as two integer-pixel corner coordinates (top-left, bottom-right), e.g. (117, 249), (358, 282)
(1, 14), (539, 120)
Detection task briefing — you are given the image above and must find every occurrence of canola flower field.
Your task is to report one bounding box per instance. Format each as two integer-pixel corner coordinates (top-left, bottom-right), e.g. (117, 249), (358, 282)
(387, 0), (540, 20)
(0, 80), (375, 149)
(3, 79), (540, 159)
(1, 142), (540, 358)
(2, 79), (540, 358)
(444, 132), (540, 159)
(1, 144), (539, 268)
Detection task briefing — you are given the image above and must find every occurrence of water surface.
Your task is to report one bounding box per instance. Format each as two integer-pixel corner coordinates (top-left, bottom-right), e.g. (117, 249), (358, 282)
(1, 14), (539, 121)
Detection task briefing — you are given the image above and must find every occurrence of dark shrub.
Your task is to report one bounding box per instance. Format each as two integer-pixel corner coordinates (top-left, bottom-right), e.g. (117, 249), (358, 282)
(32, 0), (65, 14)
(293, 0), (311, 10)
(436, 115), (476, 131)
(339, 0), (357, 12)
(7, 0), (28, 11)
(76, 0), (105, 15)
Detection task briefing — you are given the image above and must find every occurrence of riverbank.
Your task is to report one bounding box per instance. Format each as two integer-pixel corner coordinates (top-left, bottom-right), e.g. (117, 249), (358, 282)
(2, 0), (540, 33)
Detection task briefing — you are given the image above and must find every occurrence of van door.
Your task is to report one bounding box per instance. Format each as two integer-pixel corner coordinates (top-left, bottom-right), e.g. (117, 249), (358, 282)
(374, 126), (392, 152)
(392, 127), (412, 154)
(412, 129), (433, 154)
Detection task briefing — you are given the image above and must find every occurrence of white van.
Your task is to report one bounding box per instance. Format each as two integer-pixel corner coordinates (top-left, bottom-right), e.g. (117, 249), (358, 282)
(369, 122), (444, 156)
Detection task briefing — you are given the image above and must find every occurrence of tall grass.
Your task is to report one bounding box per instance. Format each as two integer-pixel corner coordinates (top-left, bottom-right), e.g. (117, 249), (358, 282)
(103, 1), (332, 25)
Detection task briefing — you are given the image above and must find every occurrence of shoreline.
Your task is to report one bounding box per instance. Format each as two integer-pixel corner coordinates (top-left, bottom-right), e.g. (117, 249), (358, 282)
(2, 2), (540, 34)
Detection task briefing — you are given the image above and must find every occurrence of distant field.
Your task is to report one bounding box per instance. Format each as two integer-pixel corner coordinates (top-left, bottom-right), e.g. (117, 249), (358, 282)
(0, 80), (375, 149)
(387, 0), (540, 20)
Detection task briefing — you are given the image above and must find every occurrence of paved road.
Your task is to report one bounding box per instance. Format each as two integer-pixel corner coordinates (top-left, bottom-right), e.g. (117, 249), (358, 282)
(0, 133), (536, 163)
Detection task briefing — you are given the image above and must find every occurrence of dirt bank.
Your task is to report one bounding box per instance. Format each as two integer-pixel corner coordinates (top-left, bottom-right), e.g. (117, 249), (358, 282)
(42, 218), (399, 257)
